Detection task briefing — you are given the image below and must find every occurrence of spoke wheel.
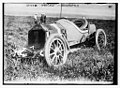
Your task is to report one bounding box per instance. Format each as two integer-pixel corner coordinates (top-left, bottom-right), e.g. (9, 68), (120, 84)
(45, 34), (67, 67)
(96, 29), (107, 50)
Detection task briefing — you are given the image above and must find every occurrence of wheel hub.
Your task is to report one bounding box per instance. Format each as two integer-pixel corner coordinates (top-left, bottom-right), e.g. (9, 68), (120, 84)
(54, 48), (60, 55)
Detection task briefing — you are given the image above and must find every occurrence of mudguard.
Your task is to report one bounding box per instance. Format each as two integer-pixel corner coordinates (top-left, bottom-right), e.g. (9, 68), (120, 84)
(88, 24), (96, 35)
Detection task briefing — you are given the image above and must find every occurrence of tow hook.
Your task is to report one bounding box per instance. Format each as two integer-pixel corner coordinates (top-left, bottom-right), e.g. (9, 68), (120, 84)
(39, 50), (44, 57)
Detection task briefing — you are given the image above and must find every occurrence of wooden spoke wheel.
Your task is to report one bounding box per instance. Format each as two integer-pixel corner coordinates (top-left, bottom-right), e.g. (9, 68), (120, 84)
(95, 29), (107, 50)
(45, 34), (67, 67)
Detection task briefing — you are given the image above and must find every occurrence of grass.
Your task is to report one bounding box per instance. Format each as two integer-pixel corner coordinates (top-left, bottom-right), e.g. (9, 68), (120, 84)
(4, 15), (115, 83)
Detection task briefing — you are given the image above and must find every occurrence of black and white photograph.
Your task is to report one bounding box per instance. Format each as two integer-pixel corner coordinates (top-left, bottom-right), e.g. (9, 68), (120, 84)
(3, 2), (118, 85)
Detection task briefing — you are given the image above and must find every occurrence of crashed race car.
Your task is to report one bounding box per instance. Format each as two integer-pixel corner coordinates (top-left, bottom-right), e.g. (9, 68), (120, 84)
(14, 18), (107, 67)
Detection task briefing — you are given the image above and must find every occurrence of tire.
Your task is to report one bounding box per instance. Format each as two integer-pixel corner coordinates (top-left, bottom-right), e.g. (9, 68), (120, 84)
(95, 29), (107, 50)
(44, 34), (67, 67)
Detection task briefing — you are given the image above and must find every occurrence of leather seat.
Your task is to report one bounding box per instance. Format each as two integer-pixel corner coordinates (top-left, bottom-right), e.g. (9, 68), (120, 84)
(73, 18), (88, 31)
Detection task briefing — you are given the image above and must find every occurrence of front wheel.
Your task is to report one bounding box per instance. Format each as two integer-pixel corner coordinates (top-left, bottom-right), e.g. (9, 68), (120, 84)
(44, 34), (67, 68)
(95, 29), (107, 50)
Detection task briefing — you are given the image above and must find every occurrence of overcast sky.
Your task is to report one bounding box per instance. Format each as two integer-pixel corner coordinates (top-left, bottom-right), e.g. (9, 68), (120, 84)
(4, 3), (115, 20)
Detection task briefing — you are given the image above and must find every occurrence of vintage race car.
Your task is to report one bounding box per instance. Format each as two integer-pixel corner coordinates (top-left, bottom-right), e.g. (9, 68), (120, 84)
(15, 18), (107, 67)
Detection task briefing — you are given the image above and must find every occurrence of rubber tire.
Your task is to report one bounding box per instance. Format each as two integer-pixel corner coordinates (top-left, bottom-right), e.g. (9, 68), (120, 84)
(44, 34), (67, 67)
(95, 29), (107, 50)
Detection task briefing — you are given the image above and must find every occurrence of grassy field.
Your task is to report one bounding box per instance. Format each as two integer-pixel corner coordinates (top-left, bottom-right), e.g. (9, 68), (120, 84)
(4, 15), (115, 83)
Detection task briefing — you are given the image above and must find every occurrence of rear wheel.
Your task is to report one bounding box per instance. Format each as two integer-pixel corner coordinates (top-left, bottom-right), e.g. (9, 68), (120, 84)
(95, 29), (107, 50)
(45, 34), (67, 67)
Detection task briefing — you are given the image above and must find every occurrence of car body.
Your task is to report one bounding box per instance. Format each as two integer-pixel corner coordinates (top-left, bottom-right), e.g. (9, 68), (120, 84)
(28, 18), (96, 49)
